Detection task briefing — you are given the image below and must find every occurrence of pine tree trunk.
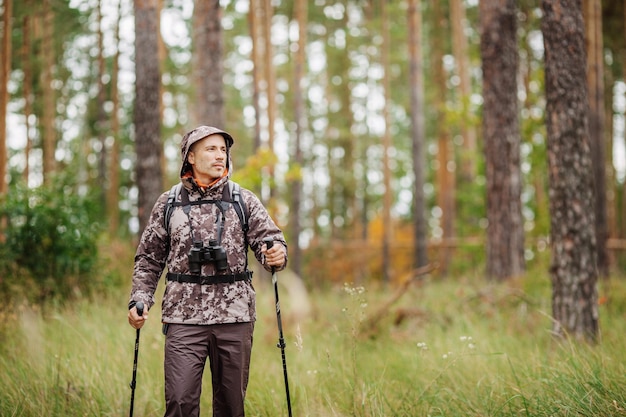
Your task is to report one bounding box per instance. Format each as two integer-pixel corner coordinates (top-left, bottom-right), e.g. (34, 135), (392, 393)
(450, 0), (477, 180)
(21, 4), (32, 184)
(603, 69), (616, 248)
(289, 0), (307, 277)
(192, 0), (224, 127)
(96, 0), (108, 207)
(262, 0), (275, 150)
(433, 0), (455, 276)
(622, 0), (626, 242)
(248, 0), (261, 151)
(408, 0), (428, 269)
(0, 0), (11, 195)
(542, 0), (599, 342)
(622, 10), (626, 242)
(381, 0), (393, 282)
(583, 0), (609, 277)
(157, 0), (167, 183)
(480, 0), (525, 280)
(262, 0), (276, 203)
(337, 5), (355, 239)
(41, 0), (56, 183)
(107, 0), (124, 236)
(323, 27), (337, 240)
(134, 0), (162, 234)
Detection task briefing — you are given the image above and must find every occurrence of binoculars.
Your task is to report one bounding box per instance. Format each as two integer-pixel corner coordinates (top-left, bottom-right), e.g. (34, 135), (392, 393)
(188, 239), (228, 274)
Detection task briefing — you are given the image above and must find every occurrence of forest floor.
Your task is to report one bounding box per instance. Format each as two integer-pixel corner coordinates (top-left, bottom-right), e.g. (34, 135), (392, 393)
(1, 265), (625, 416)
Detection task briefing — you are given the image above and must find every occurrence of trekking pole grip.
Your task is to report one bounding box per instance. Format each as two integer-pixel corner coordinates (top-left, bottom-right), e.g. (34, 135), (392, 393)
(136, 302), (144, 317)
(263, 238), (275, 271)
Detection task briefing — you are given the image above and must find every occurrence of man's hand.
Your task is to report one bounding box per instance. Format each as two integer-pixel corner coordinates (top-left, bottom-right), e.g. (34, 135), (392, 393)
(262, 241), (287, 268)
(128, 305), (148, 330)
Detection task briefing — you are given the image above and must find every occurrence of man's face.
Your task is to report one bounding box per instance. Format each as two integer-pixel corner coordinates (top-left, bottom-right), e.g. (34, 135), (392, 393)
(187, 134), (228, 183)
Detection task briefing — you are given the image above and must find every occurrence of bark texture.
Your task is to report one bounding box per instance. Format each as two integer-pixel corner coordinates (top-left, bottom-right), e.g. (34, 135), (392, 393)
(0, 0), (12, 194)
(192, 0), (224, 127)
(134, 0), (163, 234)
(480, 0), (525, 280)
(542, 0), (599, 341)
(408, 0), (428, 268)
(583, 0), (609, 277)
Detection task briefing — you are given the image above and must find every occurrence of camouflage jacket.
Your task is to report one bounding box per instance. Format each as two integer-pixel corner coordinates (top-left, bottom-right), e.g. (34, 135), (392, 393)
(129, 174), (287, 325)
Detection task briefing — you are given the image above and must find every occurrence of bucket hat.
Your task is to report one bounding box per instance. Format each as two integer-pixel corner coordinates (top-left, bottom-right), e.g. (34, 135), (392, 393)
(180, 126), (234, 177)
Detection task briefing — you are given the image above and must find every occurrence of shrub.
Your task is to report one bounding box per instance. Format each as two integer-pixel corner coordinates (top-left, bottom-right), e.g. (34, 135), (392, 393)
(0, 178), (102, 303)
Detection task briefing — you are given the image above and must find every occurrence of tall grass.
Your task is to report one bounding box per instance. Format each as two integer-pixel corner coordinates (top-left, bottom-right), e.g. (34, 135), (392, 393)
(1, 270), (625, 416)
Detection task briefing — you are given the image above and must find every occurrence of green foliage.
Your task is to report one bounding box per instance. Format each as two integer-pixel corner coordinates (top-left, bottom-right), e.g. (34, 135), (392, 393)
(0, 177), (102, 303)
(231, 148), (279, 194)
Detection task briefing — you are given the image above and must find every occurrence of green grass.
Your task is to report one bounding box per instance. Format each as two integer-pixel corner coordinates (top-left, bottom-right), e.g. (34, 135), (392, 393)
(1, 272), (626, 416)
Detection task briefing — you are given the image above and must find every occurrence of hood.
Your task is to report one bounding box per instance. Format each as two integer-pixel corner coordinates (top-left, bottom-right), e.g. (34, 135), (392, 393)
(180, 125), (235, 178)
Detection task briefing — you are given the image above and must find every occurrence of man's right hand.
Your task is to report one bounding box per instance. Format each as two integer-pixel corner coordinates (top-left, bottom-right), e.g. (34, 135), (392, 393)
(128, 305), (148, 329)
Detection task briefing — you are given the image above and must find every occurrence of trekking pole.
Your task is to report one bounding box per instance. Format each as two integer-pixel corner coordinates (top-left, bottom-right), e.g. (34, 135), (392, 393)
(263, 238), (293, 417)
(129, 301), (144, 417)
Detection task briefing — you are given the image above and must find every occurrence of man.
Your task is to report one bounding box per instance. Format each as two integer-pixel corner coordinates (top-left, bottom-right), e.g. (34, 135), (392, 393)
(128, 125), (288, 417)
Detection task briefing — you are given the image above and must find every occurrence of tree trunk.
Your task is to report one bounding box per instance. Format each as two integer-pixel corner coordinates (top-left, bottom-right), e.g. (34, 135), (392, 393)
(0, 0), (11, 195)
(192, 0), (224, 127)
(21, 4), (33, 184)
(583, 0), (609, 277)
(381, 0), (392, 283)
(96, 0), (108, 207)
(623, 5), (626, 242)
(337, 3), (356, 239)
(157, 0), (167, 184)
(322, 28), (337, 241)
(248, 0), (261, 151)
(542, 0), (599, 342)
(451, 0), (478, 180)
(289, 0), (307, 277)
(262, 0), (276, 152)
(107, 0), (124, 236)
(480, 0), (525, 280)
(408, 0), (428, 269)
(134, 0), (162, 234)
(262, 0), (276, 203)
(602, 57), (616, 258)
(433, 0), (455, 276)
(41, 0), (56, 183)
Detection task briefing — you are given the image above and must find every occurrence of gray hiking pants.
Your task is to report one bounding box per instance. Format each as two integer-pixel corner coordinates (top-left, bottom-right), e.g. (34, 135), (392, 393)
(163, 322), (254, 417)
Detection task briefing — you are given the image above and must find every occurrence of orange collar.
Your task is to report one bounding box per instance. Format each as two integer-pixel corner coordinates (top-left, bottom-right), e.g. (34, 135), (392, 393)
(182, 168), (229, 189)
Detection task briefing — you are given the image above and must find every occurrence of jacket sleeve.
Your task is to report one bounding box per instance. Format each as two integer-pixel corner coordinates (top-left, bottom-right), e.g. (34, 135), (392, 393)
(243, 189), (288, 272)
(128, 191), (170, 310)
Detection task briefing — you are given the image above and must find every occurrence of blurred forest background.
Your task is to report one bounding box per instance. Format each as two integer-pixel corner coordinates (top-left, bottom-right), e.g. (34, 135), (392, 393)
(0, 0), (625, 343)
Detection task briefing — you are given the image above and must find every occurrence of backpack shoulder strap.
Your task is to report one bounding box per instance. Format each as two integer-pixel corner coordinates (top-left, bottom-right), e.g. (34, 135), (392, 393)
(228, 180), (249, 232)
(166, 181), (248, 234)
(224, 180), (250, 268)
(164, 183), (183, 232)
